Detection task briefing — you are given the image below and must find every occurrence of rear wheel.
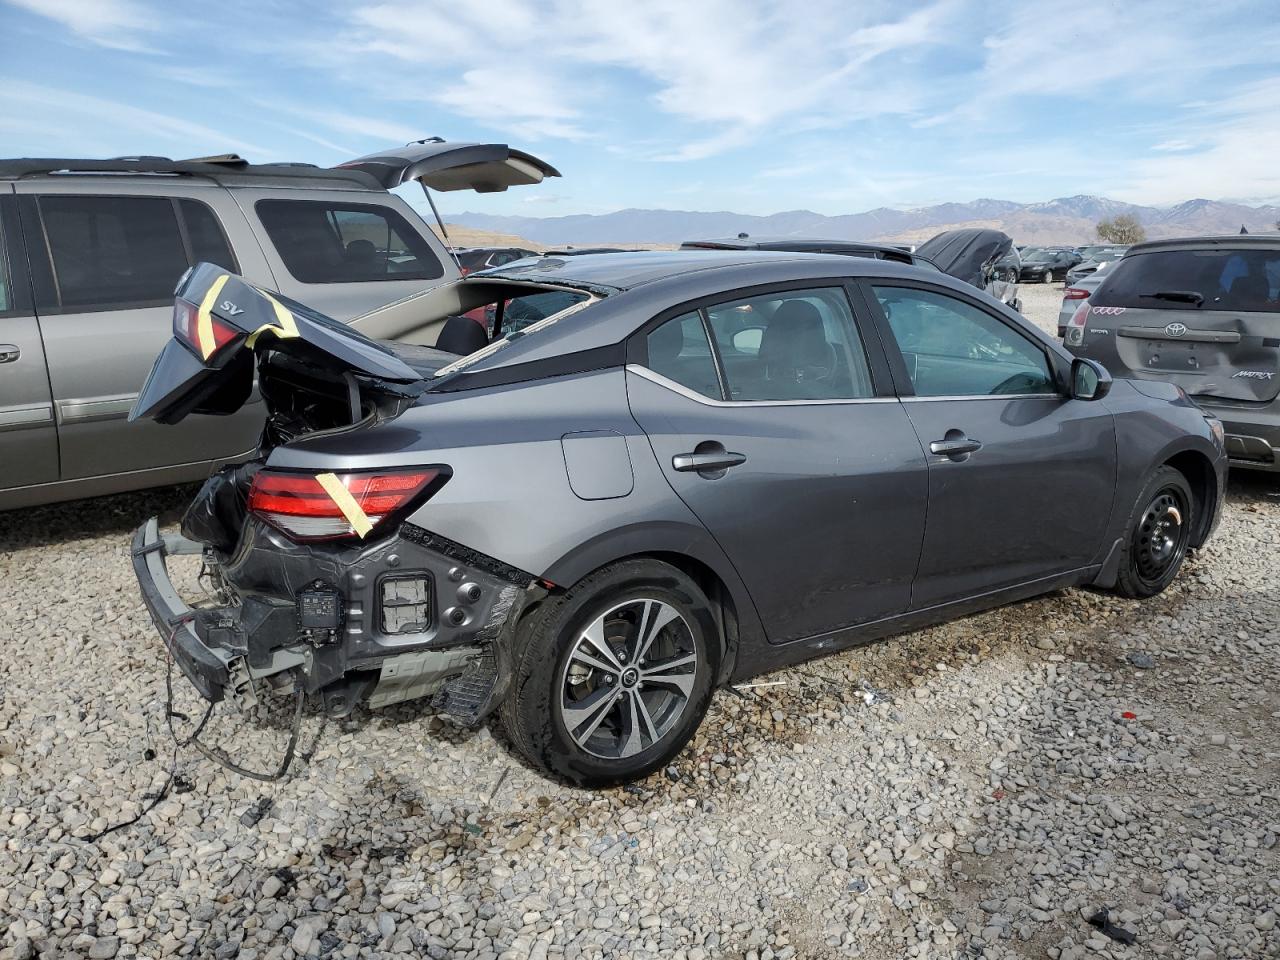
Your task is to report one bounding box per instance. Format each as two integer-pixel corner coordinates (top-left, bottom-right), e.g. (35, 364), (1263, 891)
(501, 559), (716, 786)
(1114, 466), (1194, 598)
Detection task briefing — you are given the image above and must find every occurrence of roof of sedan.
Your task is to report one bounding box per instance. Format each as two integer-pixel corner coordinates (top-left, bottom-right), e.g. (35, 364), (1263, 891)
(478, 249), (868, 292)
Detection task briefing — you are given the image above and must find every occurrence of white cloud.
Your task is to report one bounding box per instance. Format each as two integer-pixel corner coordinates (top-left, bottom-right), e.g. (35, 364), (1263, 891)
(0, 80), (269, 156)
(340, 0), (956, 157)
(1116, 78), (1280, 205)
(3, 0), (159, 51)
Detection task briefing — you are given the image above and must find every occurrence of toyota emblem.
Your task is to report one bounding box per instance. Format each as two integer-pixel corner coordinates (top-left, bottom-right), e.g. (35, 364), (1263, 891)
(1165, 322), (1188, 337)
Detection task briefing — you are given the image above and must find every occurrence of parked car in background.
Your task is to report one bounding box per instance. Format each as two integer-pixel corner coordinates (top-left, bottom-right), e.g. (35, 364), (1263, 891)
(1066, 245), (1129, 285)
(1018, 247), (1082, 283)
(130, 251), (1223, 785)
(914, 229), (1022, 311)
(454, 246), (538, 274)
(1056, 260), (1116, 336)
(1063, 235), (1280, 471)
(0, 141), (558, 510)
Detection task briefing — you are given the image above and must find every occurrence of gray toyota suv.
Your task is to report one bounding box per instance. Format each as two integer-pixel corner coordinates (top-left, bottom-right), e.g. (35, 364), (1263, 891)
(0, 141), (557, 509)
(1063, 235), (1280, 470)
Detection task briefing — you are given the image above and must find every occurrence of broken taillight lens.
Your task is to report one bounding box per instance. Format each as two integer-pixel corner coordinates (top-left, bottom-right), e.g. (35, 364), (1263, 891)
(1064, 301), (1091, 346)
(247, 468), (443, 541)
(173, 298), (240, 361)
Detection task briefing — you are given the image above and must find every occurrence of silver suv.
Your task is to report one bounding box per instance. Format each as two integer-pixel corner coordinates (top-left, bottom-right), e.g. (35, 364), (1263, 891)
(0, 141), (557, 509)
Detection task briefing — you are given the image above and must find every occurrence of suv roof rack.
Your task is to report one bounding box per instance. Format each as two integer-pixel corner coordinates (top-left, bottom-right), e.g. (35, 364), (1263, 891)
(0, 156), (379, 188)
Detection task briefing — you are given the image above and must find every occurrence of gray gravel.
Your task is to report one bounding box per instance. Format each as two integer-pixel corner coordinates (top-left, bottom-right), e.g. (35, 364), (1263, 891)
(2, 315), (1278, 959)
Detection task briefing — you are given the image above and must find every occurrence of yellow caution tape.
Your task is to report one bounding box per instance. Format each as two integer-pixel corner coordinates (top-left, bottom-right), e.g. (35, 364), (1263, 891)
(245, 288), (300, 347)
(314, 472), (373, 538)
(196, 274), (230, 360)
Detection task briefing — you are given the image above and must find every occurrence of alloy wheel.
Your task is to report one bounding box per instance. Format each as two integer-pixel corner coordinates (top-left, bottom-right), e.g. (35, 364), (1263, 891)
(1134, 487), (1189, 586)
(559, 598), (698, 760)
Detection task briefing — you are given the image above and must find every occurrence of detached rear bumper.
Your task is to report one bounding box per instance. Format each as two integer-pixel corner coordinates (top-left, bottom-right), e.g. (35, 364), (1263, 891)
(131, 518), (238, 702)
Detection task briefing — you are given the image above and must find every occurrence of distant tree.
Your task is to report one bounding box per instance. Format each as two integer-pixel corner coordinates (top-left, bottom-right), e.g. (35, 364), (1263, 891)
(1274, 218), (1280, 231)
(1096, 214), (1147, 244)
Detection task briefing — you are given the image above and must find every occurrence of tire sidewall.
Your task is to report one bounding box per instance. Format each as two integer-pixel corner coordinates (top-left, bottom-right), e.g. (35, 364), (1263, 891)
(1119, 466), (1194, 598)
(509, 561), (717, 787)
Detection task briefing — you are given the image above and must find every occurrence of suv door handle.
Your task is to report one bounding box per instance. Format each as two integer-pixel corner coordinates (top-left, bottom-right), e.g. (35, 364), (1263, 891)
(0, 345), (19, 364)
(929, 435), (982, 460)
(673, 450), (747, 473)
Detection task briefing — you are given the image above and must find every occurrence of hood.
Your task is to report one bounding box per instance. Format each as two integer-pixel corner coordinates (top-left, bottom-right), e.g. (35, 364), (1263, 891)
(130, 263), (427, 426)
(335, 139), (560, 193)
(916, 229), (1015, 289)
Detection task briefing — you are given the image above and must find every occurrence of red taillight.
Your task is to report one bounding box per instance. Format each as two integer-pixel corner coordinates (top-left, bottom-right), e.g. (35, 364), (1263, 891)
(173, 298), (239, 361)
(247, 468), (443, 541)
(1063, 287), (1090, 300)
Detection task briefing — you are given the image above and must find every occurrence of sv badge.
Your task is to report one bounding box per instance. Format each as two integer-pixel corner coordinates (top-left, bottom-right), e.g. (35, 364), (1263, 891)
(219, 300), (245, 316)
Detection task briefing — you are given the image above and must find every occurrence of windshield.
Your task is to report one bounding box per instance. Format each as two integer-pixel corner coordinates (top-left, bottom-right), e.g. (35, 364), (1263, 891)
(1023, 251), (1056, 263)
(1093, 248), (1280, 313)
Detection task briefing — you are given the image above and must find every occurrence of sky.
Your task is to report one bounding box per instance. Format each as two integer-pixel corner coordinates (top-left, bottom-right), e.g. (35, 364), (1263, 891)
(2, 0), (1280, 219)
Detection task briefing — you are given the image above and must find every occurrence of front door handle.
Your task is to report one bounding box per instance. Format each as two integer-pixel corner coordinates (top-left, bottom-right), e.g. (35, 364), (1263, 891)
(929, 434), (982, 460)
(0, 345), (19, 364)
(672, 450), (747, 473)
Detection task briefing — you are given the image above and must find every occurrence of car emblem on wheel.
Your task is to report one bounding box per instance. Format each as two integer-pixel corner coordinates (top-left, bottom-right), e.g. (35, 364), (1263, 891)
(1165, 322), (1188, 337)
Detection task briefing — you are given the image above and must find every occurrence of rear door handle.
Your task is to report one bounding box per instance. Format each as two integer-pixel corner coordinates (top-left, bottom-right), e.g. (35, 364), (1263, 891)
(929, 436), (982, 460)
(0, 345), (19, 364)
(672, 450), (747, 473)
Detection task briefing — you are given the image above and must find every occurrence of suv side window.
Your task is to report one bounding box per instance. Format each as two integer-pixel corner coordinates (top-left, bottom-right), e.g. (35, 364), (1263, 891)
(39, 196), (190, 309)
(872, 285), (1056, 397)
(255, 200), (444, 284)
(34, 195), (239, 311)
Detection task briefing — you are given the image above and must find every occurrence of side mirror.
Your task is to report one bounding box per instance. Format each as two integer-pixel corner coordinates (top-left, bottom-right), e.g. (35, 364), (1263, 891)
(731, 327), (764, 355)
(1071, 357), (1112, 401)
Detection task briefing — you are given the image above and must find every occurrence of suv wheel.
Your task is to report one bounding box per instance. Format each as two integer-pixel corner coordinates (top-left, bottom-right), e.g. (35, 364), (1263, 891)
(1114, 466), (1194, 598)
(502, 559), (716, 786)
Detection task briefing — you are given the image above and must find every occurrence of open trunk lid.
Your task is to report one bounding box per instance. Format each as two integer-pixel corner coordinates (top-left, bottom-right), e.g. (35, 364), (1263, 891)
(130, 263), (444, 427)
(335, 139), (560, 193)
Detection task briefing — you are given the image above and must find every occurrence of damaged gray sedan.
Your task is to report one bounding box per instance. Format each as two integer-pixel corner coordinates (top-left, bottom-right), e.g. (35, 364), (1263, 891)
(131, 251), (1226, 785)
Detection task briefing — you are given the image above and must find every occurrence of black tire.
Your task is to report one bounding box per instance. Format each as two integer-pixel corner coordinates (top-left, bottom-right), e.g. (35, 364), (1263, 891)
(501, 559), (717, 787)
(1114, 466), (1194, 598)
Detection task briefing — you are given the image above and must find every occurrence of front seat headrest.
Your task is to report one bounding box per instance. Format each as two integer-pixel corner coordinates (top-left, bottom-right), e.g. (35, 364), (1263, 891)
(435, 314), (489, 356)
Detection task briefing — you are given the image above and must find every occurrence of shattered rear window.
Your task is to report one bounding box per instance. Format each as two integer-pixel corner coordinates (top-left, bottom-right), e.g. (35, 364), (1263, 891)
(433, 293), (598, 377)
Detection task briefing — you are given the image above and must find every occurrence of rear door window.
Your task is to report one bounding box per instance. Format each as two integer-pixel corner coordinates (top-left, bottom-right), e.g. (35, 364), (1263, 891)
(1095, 248), (1280, 313)
(256, 199), (443, 284)
(644, 311), (722, 399)
(704, 287), (874, 401)
(39, 196), (190, 308)
(872, 285), (1056, 397)
(34, 195), (238, 311)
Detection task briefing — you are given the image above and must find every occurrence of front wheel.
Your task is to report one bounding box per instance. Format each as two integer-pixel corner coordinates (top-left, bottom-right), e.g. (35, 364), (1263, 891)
(1114, 466), (1194, 598)
(501, 559), (717, 786)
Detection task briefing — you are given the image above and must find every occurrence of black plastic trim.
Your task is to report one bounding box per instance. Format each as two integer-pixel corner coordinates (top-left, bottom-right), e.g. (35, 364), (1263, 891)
(400, 524), (535, 587)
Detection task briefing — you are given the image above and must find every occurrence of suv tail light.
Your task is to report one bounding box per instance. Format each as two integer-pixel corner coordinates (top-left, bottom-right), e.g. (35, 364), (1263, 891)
(248, 468), (444, 541)
(174, 297), (240, 361)
(1063, 301), (1091, 346)
(1063, 287), (1090, 300)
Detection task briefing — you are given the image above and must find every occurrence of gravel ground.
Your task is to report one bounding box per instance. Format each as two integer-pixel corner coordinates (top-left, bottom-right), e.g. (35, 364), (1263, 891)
(1, 285), (1277, 960)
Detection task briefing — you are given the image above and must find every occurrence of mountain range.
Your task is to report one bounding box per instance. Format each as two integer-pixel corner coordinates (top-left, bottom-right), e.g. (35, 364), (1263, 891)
(451, 195), (1280, 247)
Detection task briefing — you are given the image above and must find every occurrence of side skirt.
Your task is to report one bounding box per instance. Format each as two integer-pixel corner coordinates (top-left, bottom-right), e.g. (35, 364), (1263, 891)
(732, 565), (1099, 682)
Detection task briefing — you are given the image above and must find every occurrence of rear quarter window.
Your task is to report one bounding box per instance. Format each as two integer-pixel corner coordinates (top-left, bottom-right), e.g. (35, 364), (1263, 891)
(256, 199), (444, 284)
(1094, 248), (1280, 313)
